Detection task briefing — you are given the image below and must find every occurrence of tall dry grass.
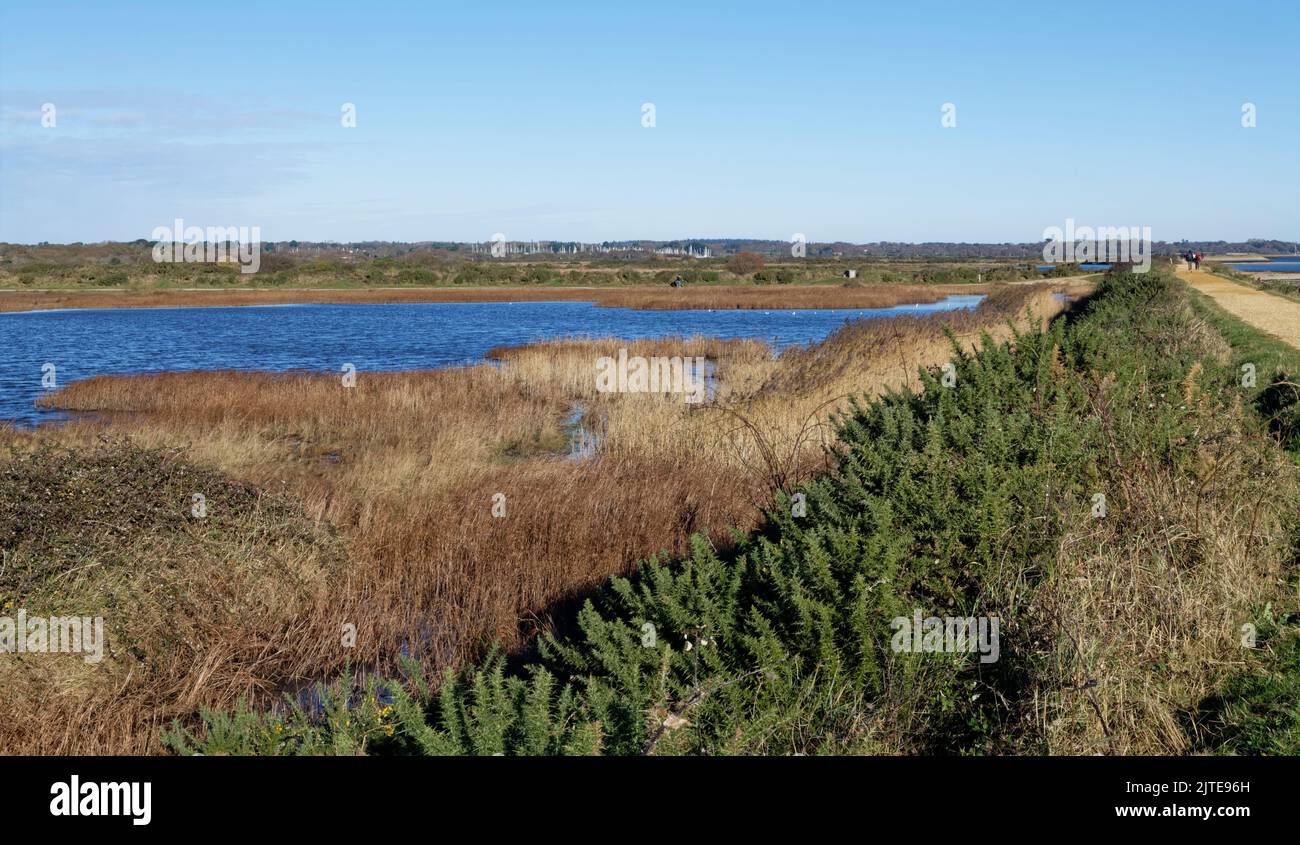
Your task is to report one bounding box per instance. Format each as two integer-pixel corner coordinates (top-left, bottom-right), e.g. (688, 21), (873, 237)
(5, 283), (1072, 752)
(490, 286), (1068, 492)
(1029, 370), (1298, 754)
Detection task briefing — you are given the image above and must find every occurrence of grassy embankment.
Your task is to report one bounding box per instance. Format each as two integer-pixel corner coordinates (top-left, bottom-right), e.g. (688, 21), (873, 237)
(1184, 284), (1300, 461)
(156, 270), (1296, 756)
(1178, 283), (1300, 753)
(0, 285), (1065, 753)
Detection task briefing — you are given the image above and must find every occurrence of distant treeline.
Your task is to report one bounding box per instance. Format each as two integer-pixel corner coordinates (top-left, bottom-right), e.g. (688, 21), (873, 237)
(647, 238), (1298, 259)
(2, 238), (1296, 268)
(0, 245), (1083, 290)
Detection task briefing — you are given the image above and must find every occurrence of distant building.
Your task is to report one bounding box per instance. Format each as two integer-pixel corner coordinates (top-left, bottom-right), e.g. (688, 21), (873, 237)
(655, 244), (712, 258)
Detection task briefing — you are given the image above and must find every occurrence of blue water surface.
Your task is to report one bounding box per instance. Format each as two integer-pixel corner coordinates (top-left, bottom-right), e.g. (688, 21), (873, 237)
(1229, 259), (1300, 272)
(1037, 263), (1112, 272)
(0, 295), (983, 425)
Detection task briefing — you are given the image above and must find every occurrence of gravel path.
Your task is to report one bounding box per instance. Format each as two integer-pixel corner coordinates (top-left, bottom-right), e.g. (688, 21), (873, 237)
(1180, 269), (1300, 350)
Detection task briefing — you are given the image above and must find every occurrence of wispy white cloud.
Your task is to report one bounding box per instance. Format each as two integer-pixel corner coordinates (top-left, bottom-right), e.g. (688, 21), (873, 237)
(2, 88), (328, 133)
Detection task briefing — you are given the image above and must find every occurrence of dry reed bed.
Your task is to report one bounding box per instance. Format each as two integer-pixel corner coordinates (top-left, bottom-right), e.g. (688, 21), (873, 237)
(6, 283), (1070, 752)
(0, 282), (979, 314)
(489, 286), (1068, 488)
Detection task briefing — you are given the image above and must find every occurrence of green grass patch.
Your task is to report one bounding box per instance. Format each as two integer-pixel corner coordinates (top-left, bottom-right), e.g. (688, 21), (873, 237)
(1192, 614), (1300, 755)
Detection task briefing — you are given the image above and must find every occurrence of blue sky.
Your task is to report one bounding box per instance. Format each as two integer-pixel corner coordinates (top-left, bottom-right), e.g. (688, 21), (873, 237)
(1, 0), (1296, 244)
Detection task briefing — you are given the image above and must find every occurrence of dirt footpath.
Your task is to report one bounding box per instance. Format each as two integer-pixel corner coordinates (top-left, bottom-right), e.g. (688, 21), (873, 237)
(1180, 269), (1300, 350)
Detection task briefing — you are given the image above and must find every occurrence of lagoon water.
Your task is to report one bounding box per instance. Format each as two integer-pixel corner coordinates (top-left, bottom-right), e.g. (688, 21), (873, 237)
(1229, 258), (1300, 272)
(0, 294), (983, 425)
(1036, 263), (1112, 272)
